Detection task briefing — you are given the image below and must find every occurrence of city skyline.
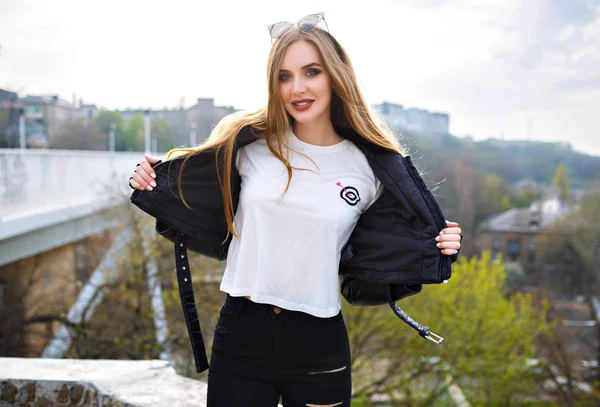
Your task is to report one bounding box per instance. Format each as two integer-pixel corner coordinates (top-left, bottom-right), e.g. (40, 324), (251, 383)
(2, 0), (599, 156)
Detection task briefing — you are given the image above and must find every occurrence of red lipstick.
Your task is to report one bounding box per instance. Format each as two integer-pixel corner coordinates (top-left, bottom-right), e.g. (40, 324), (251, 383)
(291, 99), (314, 111)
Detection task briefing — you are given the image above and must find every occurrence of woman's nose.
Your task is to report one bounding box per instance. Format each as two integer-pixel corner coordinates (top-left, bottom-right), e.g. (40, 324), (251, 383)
(292, 77), (307, 94)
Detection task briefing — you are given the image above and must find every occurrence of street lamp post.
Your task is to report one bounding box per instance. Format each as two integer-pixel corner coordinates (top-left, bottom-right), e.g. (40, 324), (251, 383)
(18, 109), (26, 150)
(109, 123), (116, 153)
(144, 110), (151, 155)
(189, 122), (197, 147)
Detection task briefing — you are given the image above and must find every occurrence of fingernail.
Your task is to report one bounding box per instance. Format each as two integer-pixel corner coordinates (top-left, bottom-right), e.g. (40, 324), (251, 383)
(151, 173), (156, 178)
(435, 236), (440, 242)
(452, 250), (458, 254)
(436, 243), (441, 248)
(151, 181), (156, 187)
(147, 186), (153, 191)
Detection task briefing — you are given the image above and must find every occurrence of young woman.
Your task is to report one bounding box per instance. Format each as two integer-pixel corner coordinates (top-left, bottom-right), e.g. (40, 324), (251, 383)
(129, 13), (462, 407)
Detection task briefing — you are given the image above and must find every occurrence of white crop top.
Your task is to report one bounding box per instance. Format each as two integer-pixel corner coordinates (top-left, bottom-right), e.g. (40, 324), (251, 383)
(220, 131), (382, 317)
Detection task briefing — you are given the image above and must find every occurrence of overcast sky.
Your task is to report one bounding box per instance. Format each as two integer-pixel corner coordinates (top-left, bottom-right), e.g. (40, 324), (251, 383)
(2, 0), (599, 155)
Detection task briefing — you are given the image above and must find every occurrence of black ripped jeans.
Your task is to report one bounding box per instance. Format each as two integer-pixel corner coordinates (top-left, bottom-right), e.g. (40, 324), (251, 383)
(207, 294), (352, 407)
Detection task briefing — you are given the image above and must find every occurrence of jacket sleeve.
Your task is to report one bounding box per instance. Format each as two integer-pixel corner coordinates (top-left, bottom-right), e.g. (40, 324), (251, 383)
(130, 150), (238, 250)
(339, 152), (453, 285)
(341, 277), (422, 306)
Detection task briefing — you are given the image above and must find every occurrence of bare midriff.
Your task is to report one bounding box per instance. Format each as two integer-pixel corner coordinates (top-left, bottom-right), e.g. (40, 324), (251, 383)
(244, 296), (252, 301)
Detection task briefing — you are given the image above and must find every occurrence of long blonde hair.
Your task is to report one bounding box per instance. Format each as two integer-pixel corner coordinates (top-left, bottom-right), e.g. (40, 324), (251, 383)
(167, 27), (405, 238)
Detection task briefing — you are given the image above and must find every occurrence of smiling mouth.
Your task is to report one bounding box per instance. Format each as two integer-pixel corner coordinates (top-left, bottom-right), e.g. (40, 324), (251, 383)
(291, 99), (314, 111)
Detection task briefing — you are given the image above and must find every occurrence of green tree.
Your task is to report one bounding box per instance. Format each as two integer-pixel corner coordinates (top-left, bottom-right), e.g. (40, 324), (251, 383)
(51, 117), (107, 150)
(60, 202), (225, 378)
(537, 191), (600, 296)
(535, 191), (600, 406)
(569, 193), (600, 280)
(553, 163), (570, 201)
(95, 110), (126, 150)
(473, 173), (513, 225)
(344, 252), (551, 406)
(480, 174), (512, 210)
(123, 115), (145, 152)
(512, 188), (542, 208)
(152, 118), (177, 152)
(453, 161), (476, 257)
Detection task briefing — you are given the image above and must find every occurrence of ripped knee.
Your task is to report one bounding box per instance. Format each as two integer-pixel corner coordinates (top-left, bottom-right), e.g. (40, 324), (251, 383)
(305, 365), (347, 406)
(308, 365), (347, 375)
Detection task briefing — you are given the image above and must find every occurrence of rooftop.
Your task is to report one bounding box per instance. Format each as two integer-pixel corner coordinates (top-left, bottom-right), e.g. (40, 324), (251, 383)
(481, 197), (572, 233)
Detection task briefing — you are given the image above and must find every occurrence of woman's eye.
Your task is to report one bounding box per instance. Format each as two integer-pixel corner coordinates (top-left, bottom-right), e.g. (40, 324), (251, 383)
(278, 73), (290, 82)
(307, 69), (321, 77)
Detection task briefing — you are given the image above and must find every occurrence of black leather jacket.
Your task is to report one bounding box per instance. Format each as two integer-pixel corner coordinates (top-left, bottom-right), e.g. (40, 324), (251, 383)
(131, 125), (458, 372)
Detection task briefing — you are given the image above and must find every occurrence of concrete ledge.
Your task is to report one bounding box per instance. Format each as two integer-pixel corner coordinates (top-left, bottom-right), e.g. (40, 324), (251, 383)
(0, 198), (124, 240)
(0, 200), (125, 267)
(0, 358), (207, 407)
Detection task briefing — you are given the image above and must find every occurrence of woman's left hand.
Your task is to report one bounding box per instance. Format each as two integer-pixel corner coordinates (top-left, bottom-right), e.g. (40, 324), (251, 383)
(436, 220), (462, 256)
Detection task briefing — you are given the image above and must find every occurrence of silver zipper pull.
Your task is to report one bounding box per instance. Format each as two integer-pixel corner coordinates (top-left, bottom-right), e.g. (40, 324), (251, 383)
(424, 331), (444, 344)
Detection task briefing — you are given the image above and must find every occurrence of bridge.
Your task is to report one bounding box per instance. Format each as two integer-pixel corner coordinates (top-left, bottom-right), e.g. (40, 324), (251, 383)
(0, 148), (142, 266)
(0, 148), (173, 362)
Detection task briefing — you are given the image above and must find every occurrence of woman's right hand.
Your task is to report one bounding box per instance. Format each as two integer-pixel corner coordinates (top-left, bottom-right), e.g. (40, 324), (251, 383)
(129, 155), (161, 191)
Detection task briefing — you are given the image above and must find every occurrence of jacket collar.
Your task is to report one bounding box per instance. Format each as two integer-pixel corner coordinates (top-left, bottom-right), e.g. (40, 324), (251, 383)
(235, 126), (262, 149)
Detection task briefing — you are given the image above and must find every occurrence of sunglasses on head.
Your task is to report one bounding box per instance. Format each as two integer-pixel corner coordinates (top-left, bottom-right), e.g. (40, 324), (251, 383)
(268, 12), (329, 40)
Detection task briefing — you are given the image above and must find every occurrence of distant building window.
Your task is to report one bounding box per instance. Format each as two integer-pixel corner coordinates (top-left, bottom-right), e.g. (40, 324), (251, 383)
(492, 236), (501, 250)
(507, 240), (521, 262)
(492, 236), (501, 260)
(25, 105), (42, 116)
(528, 238), (536, 264)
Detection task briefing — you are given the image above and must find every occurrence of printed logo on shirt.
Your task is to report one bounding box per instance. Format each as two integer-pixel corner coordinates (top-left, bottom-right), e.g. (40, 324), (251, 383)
(336, 181), (361, 206)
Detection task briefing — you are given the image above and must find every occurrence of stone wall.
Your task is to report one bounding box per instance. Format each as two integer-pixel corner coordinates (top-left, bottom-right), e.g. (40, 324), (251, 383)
(0, 379), (124, 407)
(0, 358), (208, 407)
(0, 232), (112, 358)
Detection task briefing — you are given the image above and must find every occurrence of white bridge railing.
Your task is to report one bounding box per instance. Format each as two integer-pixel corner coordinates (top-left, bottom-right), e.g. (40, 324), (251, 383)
(0, 149), (152, 222)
